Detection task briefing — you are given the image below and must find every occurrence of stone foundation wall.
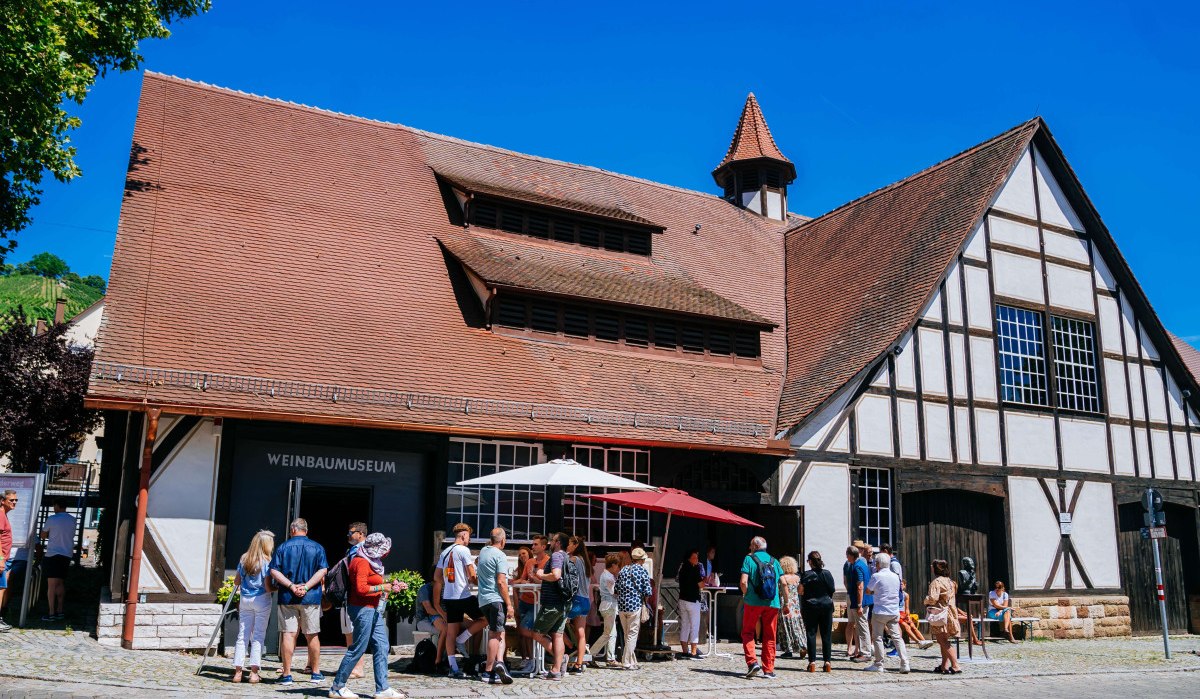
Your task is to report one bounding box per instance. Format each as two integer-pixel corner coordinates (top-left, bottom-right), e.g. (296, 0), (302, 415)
(96, 601), (223, 650)
(1011, 595), (1131, 639)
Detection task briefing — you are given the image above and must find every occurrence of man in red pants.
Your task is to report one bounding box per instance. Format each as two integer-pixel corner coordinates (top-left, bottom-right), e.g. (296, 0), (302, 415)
(739, 535), (783, 679)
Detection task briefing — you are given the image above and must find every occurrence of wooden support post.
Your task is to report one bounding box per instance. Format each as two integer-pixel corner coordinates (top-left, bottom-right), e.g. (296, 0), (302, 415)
(122, 407), (161, 649)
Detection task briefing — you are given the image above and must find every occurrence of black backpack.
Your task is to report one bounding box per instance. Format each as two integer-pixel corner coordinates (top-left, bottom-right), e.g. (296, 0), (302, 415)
(408, 638), (437, 674)
(557, 555), (581, 599)
(323, 556), (352, 608)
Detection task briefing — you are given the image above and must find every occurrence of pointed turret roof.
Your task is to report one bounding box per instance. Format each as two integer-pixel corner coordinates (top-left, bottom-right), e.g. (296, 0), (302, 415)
(713, 93), (795, 187)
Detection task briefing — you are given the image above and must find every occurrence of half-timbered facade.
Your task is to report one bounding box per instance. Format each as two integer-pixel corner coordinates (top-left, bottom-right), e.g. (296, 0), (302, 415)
(88, 73), (1199, 647)
(776, 120), (1200, 637)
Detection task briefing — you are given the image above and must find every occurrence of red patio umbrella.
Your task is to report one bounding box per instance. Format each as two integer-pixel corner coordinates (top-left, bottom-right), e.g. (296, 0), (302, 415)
(583, 488), (762, 639)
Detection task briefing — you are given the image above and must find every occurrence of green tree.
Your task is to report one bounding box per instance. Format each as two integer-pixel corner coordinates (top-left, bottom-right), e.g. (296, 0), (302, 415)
(0, 307), (101, 472)
(15, 251), (69, 279)
(0, 0), (210, 262)
(82, 274), (107, 293)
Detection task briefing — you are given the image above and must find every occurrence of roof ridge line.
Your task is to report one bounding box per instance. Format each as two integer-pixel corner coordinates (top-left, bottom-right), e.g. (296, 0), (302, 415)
(143, 71), (773, 211)
(785, 118), (1042, 236)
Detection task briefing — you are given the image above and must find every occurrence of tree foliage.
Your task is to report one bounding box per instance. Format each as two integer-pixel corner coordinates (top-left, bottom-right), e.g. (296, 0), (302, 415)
(15, 251), (69, 278)
(0, 0), (210, 262)
(0, 307), (101, 472)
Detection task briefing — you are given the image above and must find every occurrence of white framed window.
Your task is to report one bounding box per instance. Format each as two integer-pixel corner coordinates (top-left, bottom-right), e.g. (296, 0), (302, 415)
(856, 467), (892, 548)
(996, 304), (1050, 406)
(446, 438), (544, 543)
(1051, 316), (1102, 413)
(564, 445), (650, 546)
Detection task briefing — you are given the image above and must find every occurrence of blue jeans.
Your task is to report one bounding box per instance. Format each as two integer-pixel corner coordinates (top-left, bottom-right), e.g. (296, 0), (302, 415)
(334, 605), (391, 693)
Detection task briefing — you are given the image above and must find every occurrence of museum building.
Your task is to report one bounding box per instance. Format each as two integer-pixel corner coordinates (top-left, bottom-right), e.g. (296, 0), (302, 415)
(88, 73), (1200, 648)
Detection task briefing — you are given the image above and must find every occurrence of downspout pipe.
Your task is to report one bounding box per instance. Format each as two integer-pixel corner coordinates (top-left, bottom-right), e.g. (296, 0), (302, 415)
(122, 407), (161, 649)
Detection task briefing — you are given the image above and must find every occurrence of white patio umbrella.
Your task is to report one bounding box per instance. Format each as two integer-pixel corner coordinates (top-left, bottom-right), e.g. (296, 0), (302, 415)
(456, 457), (658, 490)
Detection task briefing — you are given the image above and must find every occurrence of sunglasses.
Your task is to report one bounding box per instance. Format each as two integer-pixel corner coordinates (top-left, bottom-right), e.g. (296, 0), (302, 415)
(4, 498), (17, 503)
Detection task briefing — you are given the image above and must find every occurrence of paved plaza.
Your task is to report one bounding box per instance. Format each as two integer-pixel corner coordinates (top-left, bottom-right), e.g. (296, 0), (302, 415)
(1, 631), (1199, 698)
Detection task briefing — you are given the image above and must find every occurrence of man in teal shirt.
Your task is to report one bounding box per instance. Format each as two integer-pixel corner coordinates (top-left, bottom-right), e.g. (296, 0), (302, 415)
(739, 536), (783, 679)
(476, 527), (513, 684)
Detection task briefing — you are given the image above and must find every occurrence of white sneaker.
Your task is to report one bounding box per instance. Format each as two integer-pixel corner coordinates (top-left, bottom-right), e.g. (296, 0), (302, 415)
(864, 662), (886, 672)
(374, 689), (407, 699)
(899, 666), (911, 674)
(918, 640), (935, 650)
(329, 688), (359, 699)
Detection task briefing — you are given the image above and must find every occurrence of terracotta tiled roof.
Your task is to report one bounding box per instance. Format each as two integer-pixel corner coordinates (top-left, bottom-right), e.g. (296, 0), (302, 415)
(776, 119), (1041, 434)
(90, 73), (789, 451)
(713, 93), (793, 177)
(1170, 333), (1200, 384)
(439, 228), (774, 326)
(435, 170), (661, 229)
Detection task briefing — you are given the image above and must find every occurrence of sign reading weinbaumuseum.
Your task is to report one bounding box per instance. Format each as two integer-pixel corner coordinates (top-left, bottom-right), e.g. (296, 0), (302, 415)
(239, 440), (405, 479)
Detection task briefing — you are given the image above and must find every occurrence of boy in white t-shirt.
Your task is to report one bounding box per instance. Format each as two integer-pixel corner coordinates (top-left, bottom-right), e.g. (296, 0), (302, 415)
(39, 499), (76, 622)
(433, 522), (487, 677)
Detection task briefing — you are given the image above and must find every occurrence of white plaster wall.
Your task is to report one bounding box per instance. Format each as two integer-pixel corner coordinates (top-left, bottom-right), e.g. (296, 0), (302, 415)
(970, 337), (997, 402)
(1110, 424), (1135, 476)
(1150, 430), (1172, 479)
(992, 251), (1045, 304)
(955, 406), (971, 463)
(870, 363), (890, 389)
(924, 403), (952, 462)
(922, 289), (943, 322)
(1135, 428), (1151, 474)
(146, 417), (221, 594)
(898, 399), (920, 459)
(1173, 432), (1191, 479)
(992, 147), (1037, 220)
(1192, 433), (1200, 479)
(138, 557), (168, 594)
(792, 390), (853, 450)
(1005, 412), (1057, 469)
(1059, 418), (1109, 473)
(855, 394), (893, 456)
(964, 222), (987, 260)
(1119, 296), (1138, 358)
(1139, 326), (1160, 361)
(1034, 146), (1085, 232)
(1166, 376), (1185, 423)
(1104, 358), (1129, 418)
(1128, 365), (1145, 420)
(895, 333), (916, 391)
(1009, 476), (1064, 590)
(64, 301), (104, 347)
(1043, 230), (1089, 265)
(765, 191), (782, 220)
(783, 462), (850, 591)
(975, 408), (1002, 465)
(950, 332), (967, 401)
(1094, 256), (1117, 291)
(1069, 482), (1120, 588)
(1046, 263), (1095, 313)
(1097, 295), (1122, 354)
(946, 263), (964, 325)
(989, 216), (1039, 251)
(1145, 368), (1167, 422)
(964, 266), (993, 331)
(918, 327), (947, 396)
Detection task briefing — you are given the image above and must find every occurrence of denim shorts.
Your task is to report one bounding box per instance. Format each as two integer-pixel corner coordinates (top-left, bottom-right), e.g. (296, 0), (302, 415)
(518, 600), (535, 629)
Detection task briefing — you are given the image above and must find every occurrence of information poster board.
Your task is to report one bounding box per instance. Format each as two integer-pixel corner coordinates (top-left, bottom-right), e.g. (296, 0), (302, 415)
(0, 473), (45, 627)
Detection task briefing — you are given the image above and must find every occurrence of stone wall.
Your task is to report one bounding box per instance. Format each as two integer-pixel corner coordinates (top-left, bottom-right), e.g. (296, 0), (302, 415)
(96, 601), (223, 650)
(1010, 595), (1131, 639)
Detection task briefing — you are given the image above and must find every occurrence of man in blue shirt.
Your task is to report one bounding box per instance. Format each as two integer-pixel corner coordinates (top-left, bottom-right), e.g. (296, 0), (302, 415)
(844, 546), (870, 661)
(269, 518), (329, 686)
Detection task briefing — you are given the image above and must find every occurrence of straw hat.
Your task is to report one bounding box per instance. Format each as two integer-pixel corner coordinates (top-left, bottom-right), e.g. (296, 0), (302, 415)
(631, 547), (647, 561)
(852, 539), (867, 549)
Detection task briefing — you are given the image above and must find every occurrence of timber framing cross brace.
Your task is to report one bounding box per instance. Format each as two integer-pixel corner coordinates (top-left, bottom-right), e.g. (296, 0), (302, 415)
(1038, 477), (1094, 590)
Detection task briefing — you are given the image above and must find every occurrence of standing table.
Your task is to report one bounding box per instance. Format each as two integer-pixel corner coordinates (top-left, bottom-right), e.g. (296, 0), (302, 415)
(509, 583), (544, 676)
(701, 586), (737, 657)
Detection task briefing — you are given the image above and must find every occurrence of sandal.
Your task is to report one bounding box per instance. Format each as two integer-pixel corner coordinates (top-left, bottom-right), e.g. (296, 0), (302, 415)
(822, 662), (832, 672)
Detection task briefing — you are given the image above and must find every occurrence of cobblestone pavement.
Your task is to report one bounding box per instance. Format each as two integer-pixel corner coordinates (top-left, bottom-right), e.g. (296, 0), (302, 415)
(1, 630), (1198, 698)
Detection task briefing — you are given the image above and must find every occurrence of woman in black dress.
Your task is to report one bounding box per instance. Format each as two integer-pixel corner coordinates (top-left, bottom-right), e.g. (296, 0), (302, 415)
(798, 550), (837, 672)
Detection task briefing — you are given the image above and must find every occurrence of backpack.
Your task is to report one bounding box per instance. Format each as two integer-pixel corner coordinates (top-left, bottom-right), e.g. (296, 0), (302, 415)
(408, 638), (437, 674)
(751, 552), (778, 601)
(323, 556), (352, 608)
(557, 555), (581, 599)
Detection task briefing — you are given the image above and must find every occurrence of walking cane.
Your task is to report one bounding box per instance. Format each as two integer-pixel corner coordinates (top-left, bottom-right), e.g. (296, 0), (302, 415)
(196, 591), (238, 675)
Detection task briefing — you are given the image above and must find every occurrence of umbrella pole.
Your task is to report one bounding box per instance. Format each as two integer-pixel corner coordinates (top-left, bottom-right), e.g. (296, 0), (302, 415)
(652, 511), (671, 649)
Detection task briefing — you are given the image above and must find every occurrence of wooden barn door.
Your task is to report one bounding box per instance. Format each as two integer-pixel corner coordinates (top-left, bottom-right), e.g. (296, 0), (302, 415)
(901, 490), (1010, 599)
(1117, 502), (1197, 635)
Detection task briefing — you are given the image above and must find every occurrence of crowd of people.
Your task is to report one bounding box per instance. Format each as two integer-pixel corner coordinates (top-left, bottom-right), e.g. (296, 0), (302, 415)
(223, 518), (1020, 697)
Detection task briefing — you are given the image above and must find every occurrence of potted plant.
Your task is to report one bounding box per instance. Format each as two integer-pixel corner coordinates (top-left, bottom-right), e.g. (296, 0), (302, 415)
(215, 574), (239, 655)
(386, 570), (423, 645)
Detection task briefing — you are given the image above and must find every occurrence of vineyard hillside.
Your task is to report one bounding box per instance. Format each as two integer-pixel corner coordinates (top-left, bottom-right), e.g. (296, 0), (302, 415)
(0, 274), (104, 323)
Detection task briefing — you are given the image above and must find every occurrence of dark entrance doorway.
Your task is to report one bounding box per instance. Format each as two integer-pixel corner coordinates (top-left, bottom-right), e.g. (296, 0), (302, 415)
(1117, 501), (1199, 635)
(299, 483), (373, 647)
(901, 490), (1009, 600)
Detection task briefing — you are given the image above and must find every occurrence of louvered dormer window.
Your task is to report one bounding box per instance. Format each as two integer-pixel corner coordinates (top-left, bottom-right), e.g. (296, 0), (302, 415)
(469, 197), (653, 256)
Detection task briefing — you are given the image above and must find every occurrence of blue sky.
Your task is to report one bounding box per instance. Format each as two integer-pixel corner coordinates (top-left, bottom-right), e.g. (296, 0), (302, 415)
(13, 1), (1200, 340)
